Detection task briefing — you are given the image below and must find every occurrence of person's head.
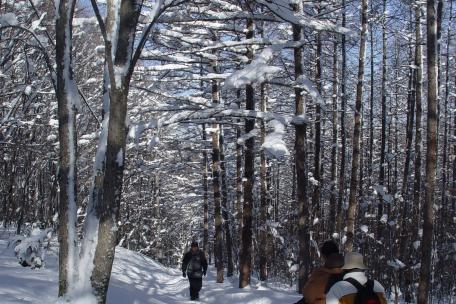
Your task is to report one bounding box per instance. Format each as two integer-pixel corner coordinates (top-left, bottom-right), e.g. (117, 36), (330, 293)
(342, 252), (367, 273)
(320, 240), (339, 259)
(324, 253), (344, 269)
(191, 241), (199, 253)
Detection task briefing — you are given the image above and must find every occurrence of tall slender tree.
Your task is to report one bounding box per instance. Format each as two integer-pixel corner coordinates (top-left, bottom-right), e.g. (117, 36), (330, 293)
(377, 0), (388, 241)
(219, 125), (234, 277)
(55, 0), (78, 295)
(202, 124), (209, 255)
(210, 50), (224, 284)
(239, 18), (255, 289)
(292, 1), (310, 292)
(418, 0), (438, 302)
(346, 0), (368, 252)
(412, 0), (424, 239)
(337, 0), (348, 234)
(330, 41), (338, 234)
(259, 83), (269, 281)
(312, 15), (323, 224)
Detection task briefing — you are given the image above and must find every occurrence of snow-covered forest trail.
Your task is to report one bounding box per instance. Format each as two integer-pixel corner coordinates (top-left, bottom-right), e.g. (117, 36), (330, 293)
(2, 0), (455, 302)
(0, 232), (301, 304)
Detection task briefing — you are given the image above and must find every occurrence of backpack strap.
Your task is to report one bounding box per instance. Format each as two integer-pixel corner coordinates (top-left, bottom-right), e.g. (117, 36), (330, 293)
(365, 279), (375, 291)
(345, 278), (375, 291)
(325, 273), (344, 293)
(345, 278), (377, 304)
(345, 277), (365, 291)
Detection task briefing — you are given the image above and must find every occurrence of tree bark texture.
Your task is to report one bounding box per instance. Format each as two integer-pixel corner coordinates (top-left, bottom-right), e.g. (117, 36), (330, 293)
(330, 41), (338, 234)
(55, 0), (78, 296)
(210, 57), (224, 284)
(293, 1), (310, 293)
(239, 18), (255, 289)
(219, 125), (234, 277)
(259, 83), (269, 281)
(346, 0), (368, 253)
(337, 0), (347, 234)
(91, 1), (142, 302)
(418, 0), (438, 302)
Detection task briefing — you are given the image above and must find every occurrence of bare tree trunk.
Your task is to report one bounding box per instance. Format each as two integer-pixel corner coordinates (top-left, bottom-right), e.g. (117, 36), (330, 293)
(219, 125), (234, 277)
(453, 75), (456, 213)
(239, 18), (255, 289)
(91, 86), (128, 301)
(402, 6), (425, 303)
(153, 174), (161, 257)
(278, 166), (282, 221)
(418, 0), (438, 302)
(337, 0), (347, 234)
(90, 1), (142, 302)
(439, 0), (452, 243)
(235, 89), (243, 269)
(259, 83), (268, 281)
(368, 5), (374, 189)
(292, 1), (310, 292)
(312, 29), (322, 223)
(55, 0), (78, 296)
(330, 41), (338, 234)
(79, 1), (119, 296)
(210, 54), (224, 284)
(359, 101), (364, 202)
(203, 124), (209, 254)
(412, 0), (423, 245)
(397, 52), (416, 259)
(377, 0), (388, 241)
(346, 0), (368, 253)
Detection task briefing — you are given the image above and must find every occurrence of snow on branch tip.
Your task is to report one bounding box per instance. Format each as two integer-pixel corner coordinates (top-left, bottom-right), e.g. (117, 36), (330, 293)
(224, 45), (284, 89)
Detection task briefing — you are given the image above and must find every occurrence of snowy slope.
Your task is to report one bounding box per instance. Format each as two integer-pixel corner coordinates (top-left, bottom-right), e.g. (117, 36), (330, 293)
(0, 232), (302, 304)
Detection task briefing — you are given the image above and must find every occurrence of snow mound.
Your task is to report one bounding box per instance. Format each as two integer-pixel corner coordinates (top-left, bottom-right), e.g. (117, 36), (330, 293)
(13, 228), (53, 269)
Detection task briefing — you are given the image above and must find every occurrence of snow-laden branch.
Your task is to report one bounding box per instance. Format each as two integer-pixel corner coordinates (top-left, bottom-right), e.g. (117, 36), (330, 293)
(261, 120), (290, 159)
(136, 63), (192, 72)
(128, 119), (159, 147)
(224, 45), (284, 89)
(0, 23), (100, 124)
(197, 38), (286, 53)
(136, 73), (231, 82)
(296, 74), (325, 109)
(256, 0), (353, 36)
(161, 4), (352, 36)
(0, 24), (55, 88)
(161, 107), (292, 128)
(129, 0), (164, 76)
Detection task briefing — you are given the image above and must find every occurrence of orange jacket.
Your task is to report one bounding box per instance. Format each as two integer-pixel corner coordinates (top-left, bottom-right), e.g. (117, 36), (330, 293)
(302, 267), (343, 304)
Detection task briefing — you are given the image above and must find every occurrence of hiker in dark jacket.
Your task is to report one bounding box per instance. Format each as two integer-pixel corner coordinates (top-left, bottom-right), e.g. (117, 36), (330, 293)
(181, 241), (208, 301)
(295, 240), (344, 304)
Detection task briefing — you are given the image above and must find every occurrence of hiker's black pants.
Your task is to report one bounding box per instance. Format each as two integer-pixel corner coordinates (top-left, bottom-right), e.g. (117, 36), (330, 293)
(188, 277), (202, 299)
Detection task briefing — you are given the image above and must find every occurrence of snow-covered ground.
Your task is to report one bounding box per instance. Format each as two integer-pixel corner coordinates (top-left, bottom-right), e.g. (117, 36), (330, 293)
(0, 230), (301, 304)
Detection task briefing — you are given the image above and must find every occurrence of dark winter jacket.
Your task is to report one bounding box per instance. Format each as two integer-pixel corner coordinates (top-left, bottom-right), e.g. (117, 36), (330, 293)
(181, 249), (208, 279)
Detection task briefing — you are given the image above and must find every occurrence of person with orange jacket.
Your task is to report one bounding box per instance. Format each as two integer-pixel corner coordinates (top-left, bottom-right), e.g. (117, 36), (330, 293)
(295, 240), (344, 304)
